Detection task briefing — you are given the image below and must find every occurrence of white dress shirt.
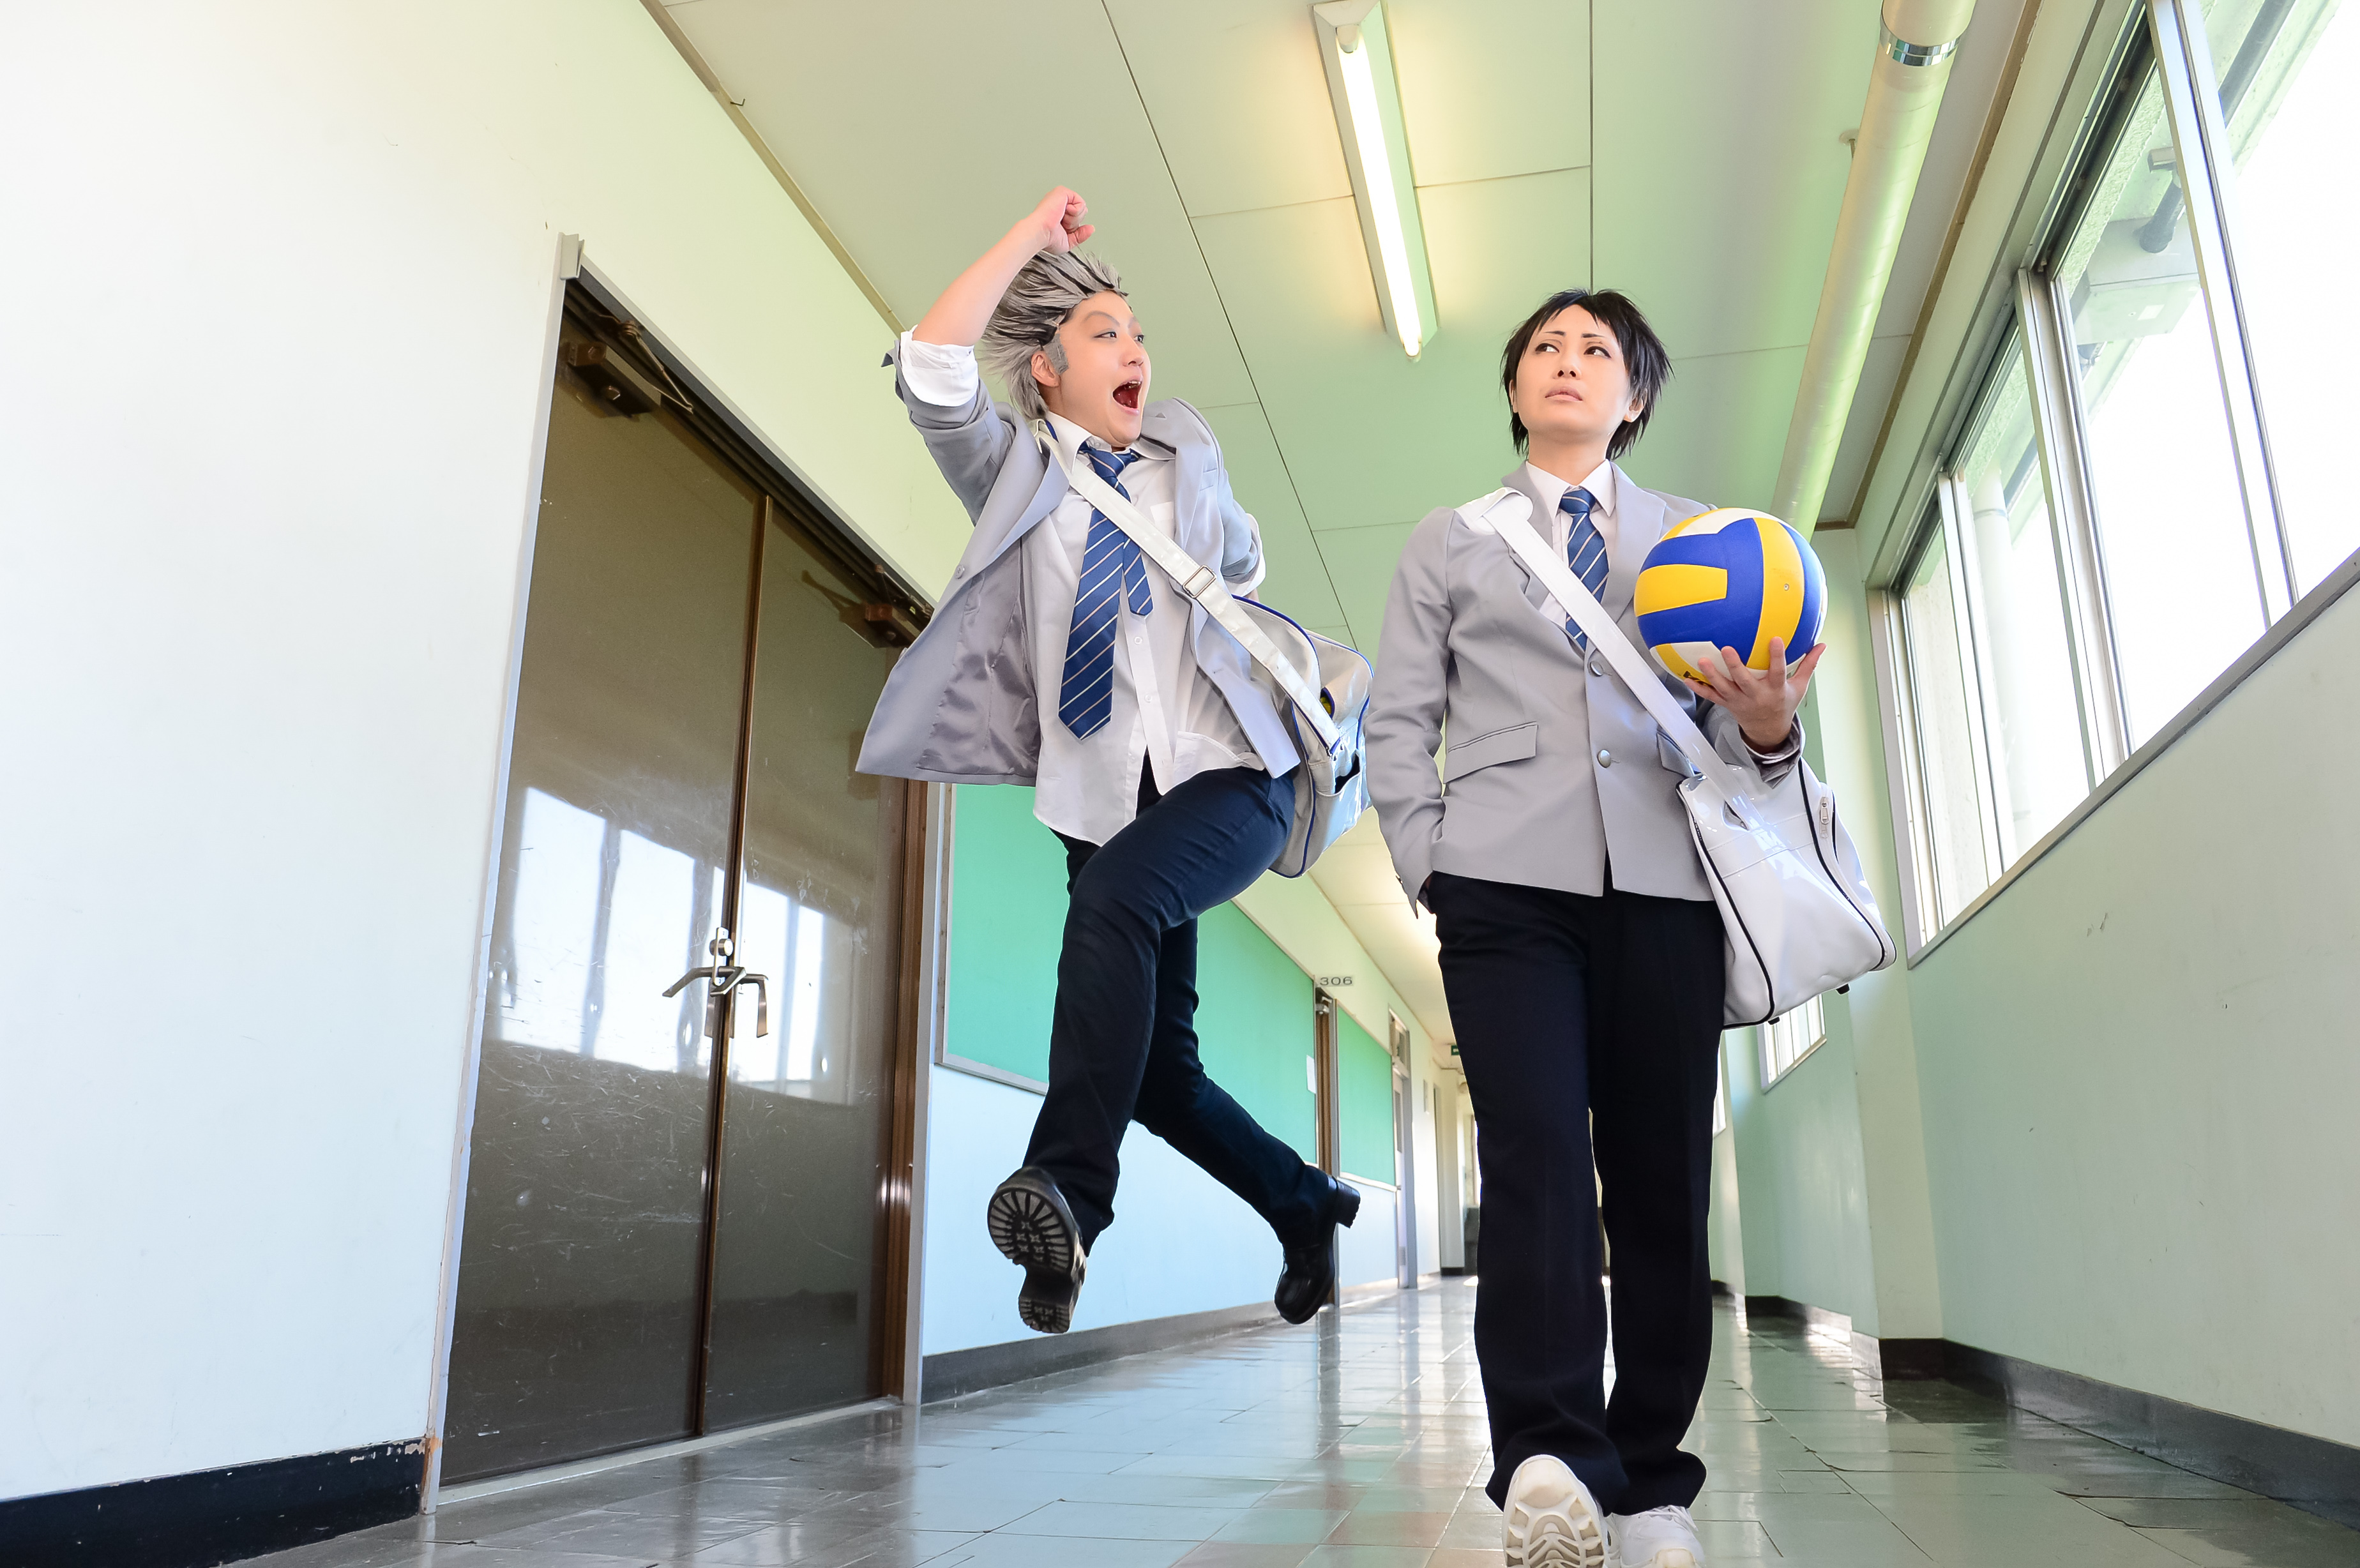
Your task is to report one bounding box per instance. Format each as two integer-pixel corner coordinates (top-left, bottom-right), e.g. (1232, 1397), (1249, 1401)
(1519, 458), (1619, 630)
(898, 332), (1264, 845)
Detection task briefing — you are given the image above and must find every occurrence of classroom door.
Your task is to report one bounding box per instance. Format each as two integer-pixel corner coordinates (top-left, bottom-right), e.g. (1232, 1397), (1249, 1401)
(441, 298), (916, 1482)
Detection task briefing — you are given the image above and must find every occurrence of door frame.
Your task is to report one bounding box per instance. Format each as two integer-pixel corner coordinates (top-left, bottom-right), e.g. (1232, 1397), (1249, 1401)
(1388, 1013), (1418, 1288)
(421, 246), (939, 1509)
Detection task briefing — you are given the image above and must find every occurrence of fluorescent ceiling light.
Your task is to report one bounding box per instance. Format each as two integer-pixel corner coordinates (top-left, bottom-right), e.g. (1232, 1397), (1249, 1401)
(1313, 1), (1435, 358)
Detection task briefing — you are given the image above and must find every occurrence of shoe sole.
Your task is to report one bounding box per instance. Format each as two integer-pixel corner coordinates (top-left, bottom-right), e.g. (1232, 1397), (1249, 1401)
(987, 1180), (1082, 1335)
(1503, 1456), (1607, 1568)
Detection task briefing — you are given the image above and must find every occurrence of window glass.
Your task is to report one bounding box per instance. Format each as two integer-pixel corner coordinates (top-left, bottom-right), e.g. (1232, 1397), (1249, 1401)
(2053, 64), (2267, 746)
(2202, 0), (2360, 592)
(1899, 528), (1995, 925)
(1760, 996), (1827, 1089)
(1953, 347), (2091, 857)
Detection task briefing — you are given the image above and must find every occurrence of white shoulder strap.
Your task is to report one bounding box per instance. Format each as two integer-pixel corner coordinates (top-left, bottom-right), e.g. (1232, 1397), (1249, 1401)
(1464, 489), (1748, 799)
(1046, 434), (1339, 753)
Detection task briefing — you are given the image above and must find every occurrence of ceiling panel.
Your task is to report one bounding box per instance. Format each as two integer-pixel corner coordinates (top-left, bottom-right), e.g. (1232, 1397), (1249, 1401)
(1390, 0), (1591, 185)
(1592, 0), (1878, 361)
(1315, 519), (1420, 650)
(1420, 167), (1591, 342)
(1618, 344), (1807, 514)
(1193, 197), (1516, 533)
(1102, 0), (1351, 217)
(667, 0), (1259, 407)
(1200, 400), (1345, 627)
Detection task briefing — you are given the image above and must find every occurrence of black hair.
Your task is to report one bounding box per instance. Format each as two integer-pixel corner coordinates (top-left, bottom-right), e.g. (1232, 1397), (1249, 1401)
(1500, 289), (1671, 459)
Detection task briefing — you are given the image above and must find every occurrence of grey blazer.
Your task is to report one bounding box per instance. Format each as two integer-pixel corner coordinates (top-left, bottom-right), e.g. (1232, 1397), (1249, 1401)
(856, 350), (1296, 784)
(1366, 463), (1796, 907)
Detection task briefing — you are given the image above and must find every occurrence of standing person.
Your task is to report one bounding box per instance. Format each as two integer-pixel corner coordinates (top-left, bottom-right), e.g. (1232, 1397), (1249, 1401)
(858, 187), (1358, 1337)
(1365, 290), (1820, 1568)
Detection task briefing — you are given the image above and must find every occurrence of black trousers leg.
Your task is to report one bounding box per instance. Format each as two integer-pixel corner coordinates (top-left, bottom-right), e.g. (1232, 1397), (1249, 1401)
(1589, 887), (1727, 1512)
(1130, 902), (1331, 1245)
(1021, 766), (1319, 1246)
(1430, 870), (1723, 1514)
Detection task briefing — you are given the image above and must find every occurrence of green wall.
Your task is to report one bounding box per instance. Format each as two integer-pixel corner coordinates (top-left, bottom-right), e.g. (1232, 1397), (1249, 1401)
(1338, 1010), (1396, 1182)
(1197, 904), (1319, 1164)
(942, 785), (1066, 1083)
(943, 785), (1317, 1157)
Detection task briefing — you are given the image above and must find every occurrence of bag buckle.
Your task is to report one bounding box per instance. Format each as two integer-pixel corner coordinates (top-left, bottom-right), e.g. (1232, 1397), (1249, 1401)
(1180, 564), (1217, 599)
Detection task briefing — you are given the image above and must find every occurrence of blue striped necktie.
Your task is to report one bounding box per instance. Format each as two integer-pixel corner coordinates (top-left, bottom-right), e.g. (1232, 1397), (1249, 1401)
(1560, 485), (1607, 651)
(1057, 445), (1152, 739)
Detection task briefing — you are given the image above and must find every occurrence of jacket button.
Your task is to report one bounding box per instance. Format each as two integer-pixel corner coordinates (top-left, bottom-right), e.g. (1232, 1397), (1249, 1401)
(1597, 748), (1614, 767)
(1589, 656), (1605, 677)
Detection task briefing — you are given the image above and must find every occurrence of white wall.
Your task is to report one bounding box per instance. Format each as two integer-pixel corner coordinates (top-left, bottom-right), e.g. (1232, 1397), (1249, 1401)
(921, 1069), (1289, 1357)
(0, 0), (964, 1500)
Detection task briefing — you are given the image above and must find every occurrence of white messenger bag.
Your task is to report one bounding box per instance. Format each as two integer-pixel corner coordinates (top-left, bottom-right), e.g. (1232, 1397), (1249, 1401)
(1047, 437), (1371, 877)
(1471, 488), (1896, 1025)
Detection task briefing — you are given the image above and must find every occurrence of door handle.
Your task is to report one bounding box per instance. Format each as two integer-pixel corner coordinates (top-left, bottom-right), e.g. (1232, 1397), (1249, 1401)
(663, 930), (771, 1037)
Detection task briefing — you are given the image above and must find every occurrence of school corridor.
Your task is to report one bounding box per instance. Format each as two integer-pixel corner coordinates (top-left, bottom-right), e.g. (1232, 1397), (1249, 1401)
(7, 0), (2359, 1564)
(238, 1283), (2358, 1568)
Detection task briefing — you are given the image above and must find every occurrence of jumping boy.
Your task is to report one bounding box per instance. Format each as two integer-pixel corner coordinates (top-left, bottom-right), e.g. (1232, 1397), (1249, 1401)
(858, 188), (1358, 1334)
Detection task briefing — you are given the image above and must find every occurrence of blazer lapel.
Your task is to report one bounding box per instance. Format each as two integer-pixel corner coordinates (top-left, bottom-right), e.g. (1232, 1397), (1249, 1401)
(1496, 465), (1554, 613)
(1146, 402), (1223, 566)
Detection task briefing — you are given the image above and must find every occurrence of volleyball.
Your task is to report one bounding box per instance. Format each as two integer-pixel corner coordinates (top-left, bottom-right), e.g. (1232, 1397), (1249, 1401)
(1633, 509), (1826, 682)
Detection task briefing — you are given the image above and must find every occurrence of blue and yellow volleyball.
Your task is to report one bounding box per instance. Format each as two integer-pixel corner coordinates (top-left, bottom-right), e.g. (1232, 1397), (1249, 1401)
(1634, 509), (1825, 682)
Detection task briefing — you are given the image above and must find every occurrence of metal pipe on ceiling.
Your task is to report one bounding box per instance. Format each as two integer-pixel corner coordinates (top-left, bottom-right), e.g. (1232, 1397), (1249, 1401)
(1771, 0), (1978, 534)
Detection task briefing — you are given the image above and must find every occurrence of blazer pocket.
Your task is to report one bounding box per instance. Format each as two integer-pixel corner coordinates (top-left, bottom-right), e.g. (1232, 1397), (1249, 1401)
(1442, 721), (1538, 784)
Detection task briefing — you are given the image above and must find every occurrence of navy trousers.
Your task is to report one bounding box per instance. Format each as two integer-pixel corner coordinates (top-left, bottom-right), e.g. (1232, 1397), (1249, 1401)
(1426, 870), (1727, 1516)
(1022, 765), (1330, 1249)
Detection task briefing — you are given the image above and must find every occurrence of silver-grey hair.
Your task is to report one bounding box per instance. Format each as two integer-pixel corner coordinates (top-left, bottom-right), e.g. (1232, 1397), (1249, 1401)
(978, 250), (1126, 421)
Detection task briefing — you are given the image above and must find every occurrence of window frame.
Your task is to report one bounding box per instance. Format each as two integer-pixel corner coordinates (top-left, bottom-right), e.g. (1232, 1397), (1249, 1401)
(1759, 995), (1827, 1092)
(1876, 0), (2333, 959)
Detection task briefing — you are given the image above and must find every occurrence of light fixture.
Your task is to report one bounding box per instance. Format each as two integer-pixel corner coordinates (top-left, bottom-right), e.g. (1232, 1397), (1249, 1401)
(1312, 0), (1435, 358)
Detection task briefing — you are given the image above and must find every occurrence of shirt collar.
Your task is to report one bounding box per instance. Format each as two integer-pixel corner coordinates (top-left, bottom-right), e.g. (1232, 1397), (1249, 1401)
(1045, 412), (1161, 463)
(1522, 458), (1617, 520)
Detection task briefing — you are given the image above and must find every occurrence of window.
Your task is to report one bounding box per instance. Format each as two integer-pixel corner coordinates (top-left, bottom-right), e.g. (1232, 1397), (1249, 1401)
(1760, 995), (1826, 1089)
(2195, 0), (2360, 592)
(1898, 523), (1996, 926)
(2052, 52), (2267, 746)
(1881, 0), (2347, 949)
(1893, 341), (2097, 928)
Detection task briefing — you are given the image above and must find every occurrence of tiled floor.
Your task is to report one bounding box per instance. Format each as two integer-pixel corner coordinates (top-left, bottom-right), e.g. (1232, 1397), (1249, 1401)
(253, 1281), (2360, 1567)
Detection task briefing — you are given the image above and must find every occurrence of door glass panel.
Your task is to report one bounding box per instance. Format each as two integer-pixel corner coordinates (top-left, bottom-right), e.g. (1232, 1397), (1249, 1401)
(2053, 63), (2267, 746)
(444, 340), (758, 1481)
(1899, 528), (1994, 926)
(701, 510), (908, 1429)
(1955, 345), (2091, 856)
(2200, 0), (2360, 591)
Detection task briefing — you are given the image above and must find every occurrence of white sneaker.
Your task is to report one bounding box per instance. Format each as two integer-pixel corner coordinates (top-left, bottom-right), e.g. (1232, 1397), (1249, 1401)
(1501, 1454), (1608, 1567)
(1610, 1504), (1706, 1568)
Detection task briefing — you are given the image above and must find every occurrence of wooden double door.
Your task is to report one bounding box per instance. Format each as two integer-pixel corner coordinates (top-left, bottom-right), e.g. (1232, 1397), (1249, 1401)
(442, 292), (924, 1481)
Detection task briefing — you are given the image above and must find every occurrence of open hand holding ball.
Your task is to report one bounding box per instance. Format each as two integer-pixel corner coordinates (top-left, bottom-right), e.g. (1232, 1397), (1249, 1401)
(1635, 508), (1827, 749)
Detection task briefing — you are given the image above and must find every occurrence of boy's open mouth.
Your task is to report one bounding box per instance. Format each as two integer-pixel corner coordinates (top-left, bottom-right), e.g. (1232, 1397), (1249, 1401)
(1112, 380), (1143, 412)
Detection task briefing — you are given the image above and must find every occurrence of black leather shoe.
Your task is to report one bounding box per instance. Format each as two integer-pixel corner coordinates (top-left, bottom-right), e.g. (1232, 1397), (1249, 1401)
(987, 1166), (1087, 1334)
(1274, 1172), (1361, 1324)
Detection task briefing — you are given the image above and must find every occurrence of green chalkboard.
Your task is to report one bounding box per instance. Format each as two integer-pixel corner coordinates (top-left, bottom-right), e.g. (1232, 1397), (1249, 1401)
(1338, 1009), (1398, 1184)
(1195, 904), (1319, 1163)
(942, 787), (1320, 1161)
(942, 786), (1067, 1083)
